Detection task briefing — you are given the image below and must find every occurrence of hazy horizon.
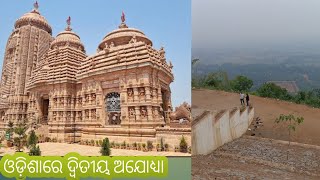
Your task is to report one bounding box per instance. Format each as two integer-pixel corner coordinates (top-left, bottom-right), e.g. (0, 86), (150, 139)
(192, 0), (320, 50)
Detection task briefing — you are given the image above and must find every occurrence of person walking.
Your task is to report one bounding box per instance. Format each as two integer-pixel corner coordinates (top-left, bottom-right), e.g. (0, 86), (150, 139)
(246, 93), (250, 106)
(240, 92), (245, 105)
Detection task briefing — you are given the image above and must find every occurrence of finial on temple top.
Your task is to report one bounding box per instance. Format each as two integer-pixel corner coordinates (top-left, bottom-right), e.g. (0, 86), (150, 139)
(121, 11), (125, 23)
(119, 11), (128, 28)
(34, 1), (39, 10)
(66, 16), (72, 31)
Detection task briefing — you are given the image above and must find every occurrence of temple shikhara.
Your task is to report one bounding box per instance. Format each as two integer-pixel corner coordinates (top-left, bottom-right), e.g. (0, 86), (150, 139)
(0, 3), (190, 148)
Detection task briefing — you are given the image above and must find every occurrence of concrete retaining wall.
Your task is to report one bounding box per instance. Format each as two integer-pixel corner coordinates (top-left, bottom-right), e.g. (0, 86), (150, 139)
(192, 107), (254, 155)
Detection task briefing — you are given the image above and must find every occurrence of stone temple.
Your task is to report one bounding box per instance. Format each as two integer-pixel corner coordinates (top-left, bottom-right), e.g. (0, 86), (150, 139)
(0, 3), (190, 147)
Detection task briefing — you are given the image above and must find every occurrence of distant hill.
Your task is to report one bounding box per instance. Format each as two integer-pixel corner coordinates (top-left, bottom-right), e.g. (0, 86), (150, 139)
(192, 47), (320, 90)
(194, 63), (320, 91)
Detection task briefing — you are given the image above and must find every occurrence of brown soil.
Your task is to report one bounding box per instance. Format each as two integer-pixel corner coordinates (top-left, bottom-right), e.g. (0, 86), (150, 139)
(192, 89), (320, 146)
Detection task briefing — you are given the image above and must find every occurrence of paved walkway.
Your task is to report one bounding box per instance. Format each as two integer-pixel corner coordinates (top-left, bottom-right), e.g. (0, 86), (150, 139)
(0, 142), (190, 156)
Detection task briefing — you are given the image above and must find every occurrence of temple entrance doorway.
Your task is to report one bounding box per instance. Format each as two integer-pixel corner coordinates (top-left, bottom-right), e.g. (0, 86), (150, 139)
(105, 92), (121, 125)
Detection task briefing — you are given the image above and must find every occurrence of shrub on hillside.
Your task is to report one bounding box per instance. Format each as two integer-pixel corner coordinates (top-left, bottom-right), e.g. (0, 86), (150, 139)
(230, 75), (253, 92)
(256, 83), (292, 100)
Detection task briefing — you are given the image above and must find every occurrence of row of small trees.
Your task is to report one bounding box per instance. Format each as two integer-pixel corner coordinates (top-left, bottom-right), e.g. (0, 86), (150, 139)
(100, 136), (189, 156)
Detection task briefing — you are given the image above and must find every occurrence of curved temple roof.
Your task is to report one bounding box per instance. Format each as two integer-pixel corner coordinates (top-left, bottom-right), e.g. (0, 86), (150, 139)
(14, 1), (52, 34)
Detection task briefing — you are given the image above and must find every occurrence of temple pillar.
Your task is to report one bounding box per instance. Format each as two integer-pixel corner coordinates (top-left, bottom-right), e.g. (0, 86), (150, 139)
(145, 87), (151, 102)
(147, 106), (153, 121)
(134, 106), (140, 121)
(133, 87), (139, 102)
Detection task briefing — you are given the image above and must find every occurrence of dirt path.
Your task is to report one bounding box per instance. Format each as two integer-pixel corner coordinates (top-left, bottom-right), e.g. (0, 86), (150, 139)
(192, 89), (320, 146)
(0, 143), (190, 156)
(192, 136), (320, 179)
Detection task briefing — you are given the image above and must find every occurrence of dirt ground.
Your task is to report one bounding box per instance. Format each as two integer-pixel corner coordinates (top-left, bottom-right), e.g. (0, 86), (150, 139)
(192, 89), (320, 146)
(192, 136), (320, 179)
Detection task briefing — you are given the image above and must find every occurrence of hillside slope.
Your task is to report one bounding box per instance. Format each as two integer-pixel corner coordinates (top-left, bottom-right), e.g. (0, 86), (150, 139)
(192, 89), (320, 146)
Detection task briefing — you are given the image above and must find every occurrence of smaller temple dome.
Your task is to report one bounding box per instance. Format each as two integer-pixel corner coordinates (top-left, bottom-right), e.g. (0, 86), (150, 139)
(98, 12), (152, 50)
(14, 1), (52, 34)
(50, 16), (85, 51)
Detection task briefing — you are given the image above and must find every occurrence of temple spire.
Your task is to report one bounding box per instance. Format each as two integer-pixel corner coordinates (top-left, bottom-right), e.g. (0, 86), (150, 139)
(119, 11), (128, 28)
(65, 16), (72, 31)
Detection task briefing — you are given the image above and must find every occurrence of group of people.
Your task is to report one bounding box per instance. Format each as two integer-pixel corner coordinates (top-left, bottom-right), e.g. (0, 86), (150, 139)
(240, 92), (250, 106)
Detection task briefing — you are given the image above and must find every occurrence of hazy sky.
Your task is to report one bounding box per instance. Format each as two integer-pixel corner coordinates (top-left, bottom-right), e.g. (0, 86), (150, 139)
(193, 0), (320, 49)
(0, 0), (191, 107)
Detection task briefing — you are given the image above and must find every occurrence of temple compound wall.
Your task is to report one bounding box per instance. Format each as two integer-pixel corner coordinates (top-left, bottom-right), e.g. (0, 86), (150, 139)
(0, 4), (190, 150)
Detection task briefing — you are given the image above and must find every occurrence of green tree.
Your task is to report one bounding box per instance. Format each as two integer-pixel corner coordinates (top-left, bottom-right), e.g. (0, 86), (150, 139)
(230, 75), (253, 92)
(179, 136), (188, 153)
(100, 138), (111, 156)
(204, 71), (230, 90)
(13, 123), (28, 152)
(27, 130), (38, 148)
(29, 145), (41, 156)
(275, 114), (304, 160)
(6, 121), (14, 142)
(257, 83), (292, 100)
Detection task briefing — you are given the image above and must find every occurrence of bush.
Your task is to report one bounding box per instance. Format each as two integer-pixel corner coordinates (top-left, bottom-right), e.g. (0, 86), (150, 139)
(100, 138), (111, 156)
(256, 83), (292, 101)
(29, 145), (41, 156)
(45, 137), (51, 142)
(28, 130), (38, 148)
(179, 136), (188, 153)
(147, 141), (153, 151)
(133, 142), (137, 148)
(164, 143), (169, 150)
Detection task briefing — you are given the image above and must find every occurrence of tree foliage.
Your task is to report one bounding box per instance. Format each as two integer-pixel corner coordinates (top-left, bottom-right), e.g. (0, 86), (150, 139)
(194, 70), (320, 108)
(100, 138), (111, 156)
(29, 145), (41, 156)
(13, 123), (28, 152)
(257, 83), (292, 100)
(28, 130), (38, 148)
(230, 75), (253, 92)
(179, 136), (188, 153)
(275, 114), (304, 160)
